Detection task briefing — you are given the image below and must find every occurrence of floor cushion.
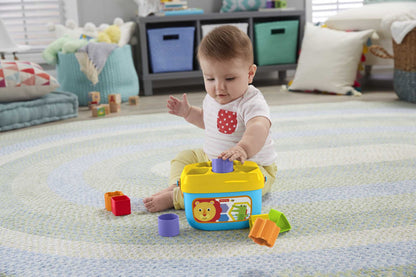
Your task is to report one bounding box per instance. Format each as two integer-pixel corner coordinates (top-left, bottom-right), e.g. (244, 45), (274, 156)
(0, 91), (78, 132)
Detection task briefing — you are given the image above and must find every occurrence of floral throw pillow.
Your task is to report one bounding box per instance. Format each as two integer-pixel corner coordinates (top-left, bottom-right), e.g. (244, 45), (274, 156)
(0, 60), (59, 102)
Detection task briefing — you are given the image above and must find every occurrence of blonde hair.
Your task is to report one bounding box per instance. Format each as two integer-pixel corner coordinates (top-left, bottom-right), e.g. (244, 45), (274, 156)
(197, 25), (253, 64)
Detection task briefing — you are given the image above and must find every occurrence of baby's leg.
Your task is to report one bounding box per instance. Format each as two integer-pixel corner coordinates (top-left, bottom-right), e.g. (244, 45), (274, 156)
(144, 149), (209, 213)
(149, 184), (177, 197)
(259, 163), (278, 195)
(143, 188), (175, 213)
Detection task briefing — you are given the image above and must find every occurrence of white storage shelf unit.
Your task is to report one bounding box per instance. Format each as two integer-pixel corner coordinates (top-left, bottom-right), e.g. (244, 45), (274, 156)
(135, 10), (305, 96)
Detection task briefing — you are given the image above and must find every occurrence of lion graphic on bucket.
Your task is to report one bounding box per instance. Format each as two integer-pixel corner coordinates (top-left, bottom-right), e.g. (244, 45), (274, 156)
(193, 199), (222, 222)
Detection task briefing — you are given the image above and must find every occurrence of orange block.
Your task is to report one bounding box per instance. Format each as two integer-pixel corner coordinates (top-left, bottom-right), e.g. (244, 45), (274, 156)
(104, 191), (124, 211)
(248, 218), (280, 247)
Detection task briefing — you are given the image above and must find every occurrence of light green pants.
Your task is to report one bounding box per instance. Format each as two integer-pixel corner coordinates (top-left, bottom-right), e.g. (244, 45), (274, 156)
(171, 149), (277, 210)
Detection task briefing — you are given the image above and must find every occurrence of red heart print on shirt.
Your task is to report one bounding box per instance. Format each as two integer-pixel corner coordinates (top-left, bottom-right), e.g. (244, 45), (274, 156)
(217, 109), (237, 134)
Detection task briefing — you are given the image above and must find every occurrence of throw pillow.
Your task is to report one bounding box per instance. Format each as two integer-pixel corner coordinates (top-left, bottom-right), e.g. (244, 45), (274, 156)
(289, 23), (374, 95)
(0, 60), (60, 102)
(220, 0), (267, 13)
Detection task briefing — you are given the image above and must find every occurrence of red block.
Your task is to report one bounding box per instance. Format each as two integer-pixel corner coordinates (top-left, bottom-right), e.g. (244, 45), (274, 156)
(111, 195), (131, 216)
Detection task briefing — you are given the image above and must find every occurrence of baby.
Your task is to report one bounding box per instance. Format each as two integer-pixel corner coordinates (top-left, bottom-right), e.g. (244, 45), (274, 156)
(144, 25), (277, 212)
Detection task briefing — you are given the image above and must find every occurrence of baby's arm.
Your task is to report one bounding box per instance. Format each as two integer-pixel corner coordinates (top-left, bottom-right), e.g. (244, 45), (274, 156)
(219, 116), (270, 163)
(167, 93), (204, 129)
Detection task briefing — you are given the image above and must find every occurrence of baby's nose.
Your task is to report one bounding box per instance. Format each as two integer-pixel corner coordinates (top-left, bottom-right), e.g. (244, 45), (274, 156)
(216, 80), (226, 91)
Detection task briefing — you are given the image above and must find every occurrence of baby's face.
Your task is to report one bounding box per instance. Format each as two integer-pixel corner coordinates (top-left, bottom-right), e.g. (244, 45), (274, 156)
(199, 56), (256, 105)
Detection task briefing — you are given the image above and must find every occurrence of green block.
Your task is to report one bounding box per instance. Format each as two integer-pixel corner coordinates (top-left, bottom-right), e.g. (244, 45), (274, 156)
(268, 209), (291, 233)
(254, 20), (299, 66)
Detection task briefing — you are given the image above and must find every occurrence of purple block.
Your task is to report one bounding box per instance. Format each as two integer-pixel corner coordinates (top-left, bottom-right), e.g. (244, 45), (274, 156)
(158, 213), (179, 237)
(212, 158), (234, 173)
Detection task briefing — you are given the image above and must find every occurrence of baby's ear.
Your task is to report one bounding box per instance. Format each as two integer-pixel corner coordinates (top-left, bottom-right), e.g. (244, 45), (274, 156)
(248, 64), (257, 83)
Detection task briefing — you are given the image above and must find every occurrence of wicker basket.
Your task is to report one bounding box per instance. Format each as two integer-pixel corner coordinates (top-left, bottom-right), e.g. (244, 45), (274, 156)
(369, 27), (416, 103)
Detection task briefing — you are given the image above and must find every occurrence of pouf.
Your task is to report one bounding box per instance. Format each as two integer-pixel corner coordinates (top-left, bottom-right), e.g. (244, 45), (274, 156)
(56, 45), (139, 106)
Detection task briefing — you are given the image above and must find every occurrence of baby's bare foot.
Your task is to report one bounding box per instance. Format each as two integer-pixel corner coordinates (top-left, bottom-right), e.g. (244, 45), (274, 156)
(143, 190), (174, 212)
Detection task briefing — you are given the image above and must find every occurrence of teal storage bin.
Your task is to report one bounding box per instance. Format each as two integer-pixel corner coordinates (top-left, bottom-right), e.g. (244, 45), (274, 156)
(147, 27), (195, 73)
(254, 20), (299, 66)
(56, 45), (139, 106)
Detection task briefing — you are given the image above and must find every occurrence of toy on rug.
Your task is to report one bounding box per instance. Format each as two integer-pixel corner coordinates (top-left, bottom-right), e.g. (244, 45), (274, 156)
(104, 191), (131, 216)
(248, 209), (291, 247)
(158, 213), (180, 237)
(180, 159), (265, 231)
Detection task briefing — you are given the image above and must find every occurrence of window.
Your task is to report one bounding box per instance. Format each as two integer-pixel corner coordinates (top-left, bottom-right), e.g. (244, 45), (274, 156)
(0, 0), (65, 63)
(312, 0), (363, 24)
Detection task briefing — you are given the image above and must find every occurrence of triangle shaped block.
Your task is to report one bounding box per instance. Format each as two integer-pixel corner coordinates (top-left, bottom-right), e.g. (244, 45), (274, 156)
(268, 209), (291, 233)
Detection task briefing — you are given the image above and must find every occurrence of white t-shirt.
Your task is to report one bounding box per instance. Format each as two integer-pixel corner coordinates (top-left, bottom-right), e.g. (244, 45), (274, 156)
(202, 85), (277, 166)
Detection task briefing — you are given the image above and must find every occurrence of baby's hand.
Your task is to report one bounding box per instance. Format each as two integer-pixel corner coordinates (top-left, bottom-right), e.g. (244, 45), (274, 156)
(218, 145), (248, 163)
(167, 93), (191, 118)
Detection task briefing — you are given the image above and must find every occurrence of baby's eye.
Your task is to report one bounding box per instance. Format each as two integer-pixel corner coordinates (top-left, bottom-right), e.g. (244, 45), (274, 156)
(206, 77), (214, 81)
(226, 77), (235, 81)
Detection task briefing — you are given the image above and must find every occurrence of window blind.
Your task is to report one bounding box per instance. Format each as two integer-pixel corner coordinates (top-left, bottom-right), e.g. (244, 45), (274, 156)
(312, 0), (363, 24)
(0, 0), (64, 63)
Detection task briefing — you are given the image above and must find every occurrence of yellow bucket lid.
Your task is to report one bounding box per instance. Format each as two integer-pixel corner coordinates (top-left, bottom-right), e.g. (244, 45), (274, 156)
(180, 161), (264, 194)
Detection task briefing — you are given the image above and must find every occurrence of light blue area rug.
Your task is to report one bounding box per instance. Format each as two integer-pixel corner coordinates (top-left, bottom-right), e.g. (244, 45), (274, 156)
(0, 100), (415, 276)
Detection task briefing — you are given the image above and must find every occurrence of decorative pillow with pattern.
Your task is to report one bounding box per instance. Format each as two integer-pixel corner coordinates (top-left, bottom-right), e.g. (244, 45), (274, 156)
(220, 0), (267, 13)
(0, 60), (60, 102)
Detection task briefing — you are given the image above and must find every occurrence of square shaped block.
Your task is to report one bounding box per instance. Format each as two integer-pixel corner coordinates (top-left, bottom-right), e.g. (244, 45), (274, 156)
(92, 105), (106, 117)
(110, 103), (120, 113)
(108, 94), (121, 104)
(128, 95), (139, 105)
(88, 91), (100, 107)
(111, 195), (131, 216)
(104, 191), (124, 211)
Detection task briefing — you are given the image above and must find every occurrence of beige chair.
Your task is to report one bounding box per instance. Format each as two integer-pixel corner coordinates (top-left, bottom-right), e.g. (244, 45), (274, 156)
(0, 18), (30, 60)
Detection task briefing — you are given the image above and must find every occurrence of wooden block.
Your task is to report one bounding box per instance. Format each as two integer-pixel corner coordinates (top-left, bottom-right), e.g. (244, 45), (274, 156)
(128, 95), (140, 105)
(88, 91), (100, 109)
(108, 94), (121, 104)
(110, 103), (121, 113)
(101, 104), (110, 115)
(92, 105), (106, 117)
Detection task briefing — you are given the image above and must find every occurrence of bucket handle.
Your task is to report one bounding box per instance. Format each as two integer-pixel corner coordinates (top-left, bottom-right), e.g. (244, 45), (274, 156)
(368, 45), (394, 59)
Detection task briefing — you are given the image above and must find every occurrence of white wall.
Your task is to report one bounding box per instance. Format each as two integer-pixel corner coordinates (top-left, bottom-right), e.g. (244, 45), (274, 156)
(75, 0), (307, 25)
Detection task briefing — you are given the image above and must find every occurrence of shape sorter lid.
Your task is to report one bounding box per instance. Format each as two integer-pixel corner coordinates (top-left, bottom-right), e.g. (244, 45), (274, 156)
(180, 160), (264, 194)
